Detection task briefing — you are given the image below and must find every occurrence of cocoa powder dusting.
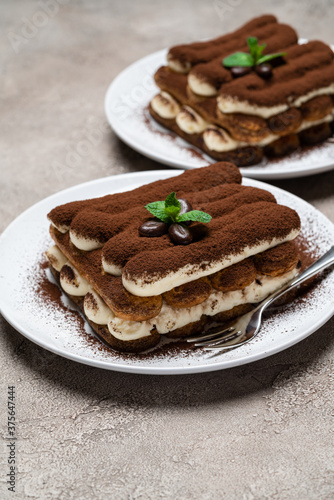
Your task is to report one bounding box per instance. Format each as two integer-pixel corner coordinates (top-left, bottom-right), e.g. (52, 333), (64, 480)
(48, 162), (241, 229)
(60, 264), (75, 283)
(37, 261), (62, 304)
(219, 41), (334, 107)
(36, 261), (116, 355)
(101, 185), (275, 269)
(168, 15), (294, 66)
(84, 292), (98, 312)
(123, 203), (300, 282)
(189, 23), (298, 86)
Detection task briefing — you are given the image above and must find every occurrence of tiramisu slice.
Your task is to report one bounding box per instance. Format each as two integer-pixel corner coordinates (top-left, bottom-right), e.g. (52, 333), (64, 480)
(150, 15), (334, 166)
(45, 162), (301, 353)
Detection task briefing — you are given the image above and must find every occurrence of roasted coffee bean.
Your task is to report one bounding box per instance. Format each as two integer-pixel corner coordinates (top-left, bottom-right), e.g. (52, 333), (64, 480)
(139, 220), (168, 237)
(178, 198), (193, 226)
(179, 198), (193, 214)
(169, 223), (193, 245)
(255, 63), (272, 79)
(231, 66), (252, 78)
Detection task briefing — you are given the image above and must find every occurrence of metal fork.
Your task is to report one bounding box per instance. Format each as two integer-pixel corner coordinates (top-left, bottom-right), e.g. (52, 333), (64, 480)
(187, 245), (334, 352)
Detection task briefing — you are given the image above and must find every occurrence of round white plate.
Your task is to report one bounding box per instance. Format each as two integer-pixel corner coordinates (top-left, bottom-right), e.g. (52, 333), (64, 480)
(0, 171), (333, 375)
(105, 46), (334, 180)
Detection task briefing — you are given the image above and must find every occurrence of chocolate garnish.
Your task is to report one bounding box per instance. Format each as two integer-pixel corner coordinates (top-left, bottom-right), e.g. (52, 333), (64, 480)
(231, 66), (253, 78)
(178, 198), (193, 226)
(139, 220), (168, 237)
(168, 224), (193, 245)
(255, 63), (273, 79)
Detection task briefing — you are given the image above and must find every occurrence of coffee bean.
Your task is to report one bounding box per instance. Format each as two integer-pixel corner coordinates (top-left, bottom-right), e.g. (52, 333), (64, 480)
(139, 220), (168, 237)
(231, 66), (252, 78)
(179, 198), (193, 214)
(169, 223), (193, 245)
(178, 198), (193, 226)
(255, 63), (272, 79)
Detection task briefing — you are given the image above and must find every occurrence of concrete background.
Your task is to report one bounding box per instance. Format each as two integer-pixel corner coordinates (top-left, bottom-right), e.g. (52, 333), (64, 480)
(1, 1), (334, 498)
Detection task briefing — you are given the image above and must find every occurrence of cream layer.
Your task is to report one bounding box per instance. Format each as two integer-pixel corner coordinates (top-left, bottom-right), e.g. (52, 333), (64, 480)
(48, 220), (70, 234)
(151, 93), (333, 152)
(69, 229), (103, 252)
(101, 257), (122, 276)
(203, 126), (277, 152)
(217, 85), (334, 118)
(45, 245), (68, 272)
(83, 290), (114, 325)
(60, 263), (90, 296)
(296, 113), (333, 132)
(175, 106), (208, 134)
(188, 73), (217, 97)
(167, 56), (191, 74)
(46, 245), (91, 296)
(121, 230), (300, 297)
(46, 246), (299, 342)
(108, 266), (298, 341)
(174, 104), (277, 146)
(151, 91), (181, 119)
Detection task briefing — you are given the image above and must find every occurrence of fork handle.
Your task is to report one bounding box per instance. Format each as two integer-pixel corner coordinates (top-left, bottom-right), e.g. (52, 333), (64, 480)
(255, 245), (334, 313)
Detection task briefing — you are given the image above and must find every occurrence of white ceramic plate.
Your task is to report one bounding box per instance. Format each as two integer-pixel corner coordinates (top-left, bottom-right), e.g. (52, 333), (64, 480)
(0, 171), (334, 375)
(104, 46), (334, 179)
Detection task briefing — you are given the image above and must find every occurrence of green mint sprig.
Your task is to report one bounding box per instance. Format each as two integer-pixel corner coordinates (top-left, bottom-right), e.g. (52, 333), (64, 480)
(145, 192), (212, 224)
(223, 37), (286, 68)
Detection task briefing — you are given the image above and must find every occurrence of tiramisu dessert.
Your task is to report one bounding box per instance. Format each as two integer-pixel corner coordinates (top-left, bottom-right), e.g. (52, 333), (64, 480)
(45, 162), (302, 353)
(149, 15), (334, 166)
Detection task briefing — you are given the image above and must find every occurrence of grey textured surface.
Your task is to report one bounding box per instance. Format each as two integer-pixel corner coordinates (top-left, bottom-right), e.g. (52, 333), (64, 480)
(1, 1), (334, 498)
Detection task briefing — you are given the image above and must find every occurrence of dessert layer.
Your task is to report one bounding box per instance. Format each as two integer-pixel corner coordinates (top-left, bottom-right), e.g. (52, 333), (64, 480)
(149, 98), (333, 165)
(49, 181), (300, 300)
(101, 184), (277, 272)
(191, 40), (333, 99)
(153, 72), (334, 153)
(153, 70), (334, 141)
(151, 94), (333, 144)
(47, 243), (300, 343)
(167, 15), (297, 73)
(108, 266), (298, 341)
(48, 265), (161, 353)
(48, 162), (241, 232)
(121, 227), (300, 297)
(217, 41), (334, 115)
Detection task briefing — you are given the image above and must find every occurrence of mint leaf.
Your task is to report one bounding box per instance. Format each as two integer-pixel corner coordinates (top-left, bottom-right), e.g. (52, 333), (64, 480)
(177, 210), (212, 223)
(165, 205), (181, 222)
(145, 201), (171, 223)
(145, 193), (212, 225)
(257, 52), (286, 65)
(163, 191), (181, 222)
(165, 192), (181, 209)
(223, 52), (254, 68)
(146, 201), (165, 210)
(247, 37), (259, 59)
(223, 37), (285, 71)
(248, 37), (266, 63)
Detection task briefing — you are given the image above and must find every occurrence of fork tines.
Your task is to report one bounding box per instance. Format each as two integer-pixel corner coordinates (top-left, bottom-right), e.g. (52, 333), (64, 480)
(186, 325), (237, 345)
(194, 330), (244, 347)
